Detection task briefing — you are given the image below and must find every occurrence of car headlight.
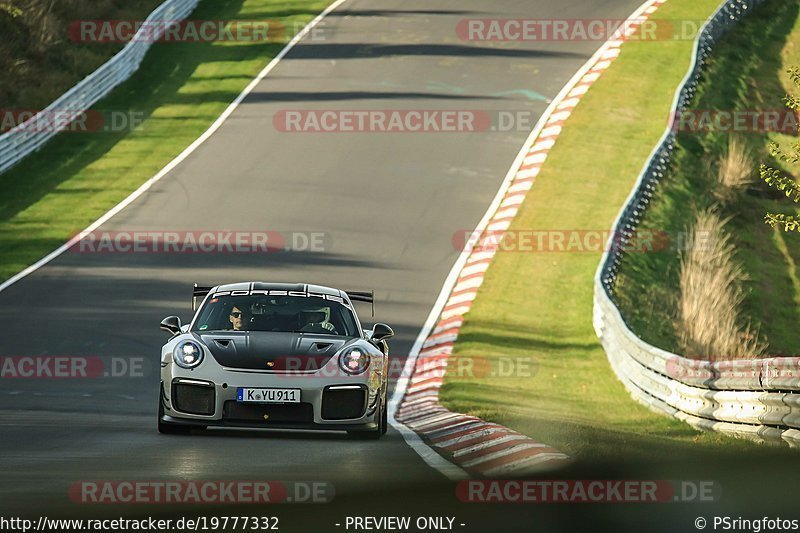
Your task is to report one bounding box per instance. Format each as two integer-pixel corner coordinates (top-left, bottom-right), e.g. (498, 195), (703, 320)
(173, 340), (204, 369)
(339, 347), (370, 375)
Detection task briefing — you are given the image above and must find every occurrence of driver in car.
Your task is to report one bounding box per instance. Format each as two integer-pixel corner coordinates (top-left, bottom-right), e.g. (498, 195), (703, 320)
(229, 306), (250, 331)
(298, 310), (335, 333)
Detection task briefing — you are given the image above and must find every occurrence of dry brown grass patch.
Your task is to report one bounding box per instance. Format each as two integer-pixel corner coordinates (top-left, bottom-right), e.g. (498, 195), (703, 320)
(677, 209), (767, 360)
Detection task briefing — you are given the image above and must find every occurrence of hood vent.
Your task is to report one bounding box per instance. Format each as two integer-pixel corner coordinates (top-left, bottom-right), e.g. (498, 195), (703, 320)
(200, 332), (348, 371)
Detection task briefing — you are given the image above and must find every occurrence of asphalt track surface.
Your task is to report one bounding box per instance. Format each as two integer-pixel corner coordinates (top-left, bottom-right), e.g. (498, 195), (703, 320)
(0, 0), (646, 522)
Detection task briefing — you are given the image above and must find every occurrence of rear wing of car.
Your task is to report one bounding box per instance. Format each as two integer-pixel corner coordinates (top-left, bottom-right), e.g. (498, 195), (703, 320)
(346, 290), (374, 317)
(192, 284), (214, 311)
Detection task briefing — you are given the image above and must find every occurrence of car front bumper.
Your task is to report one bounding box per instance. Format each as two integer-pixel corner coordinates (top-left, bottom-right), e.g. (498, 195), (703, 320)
(160, 359), (384, 432)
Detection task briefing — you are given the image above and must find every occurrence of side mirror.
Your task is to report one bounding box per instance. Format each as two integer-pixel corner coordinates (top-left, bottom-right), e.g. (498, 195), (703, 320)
(370, 323), (394, 342)
(160, 316), (182, 336)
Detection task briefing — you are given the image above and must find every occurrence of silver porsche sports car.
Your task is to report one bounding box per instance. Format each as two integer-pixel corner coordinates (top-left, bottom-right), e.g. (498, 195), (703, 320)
(157, 282), (393, 439)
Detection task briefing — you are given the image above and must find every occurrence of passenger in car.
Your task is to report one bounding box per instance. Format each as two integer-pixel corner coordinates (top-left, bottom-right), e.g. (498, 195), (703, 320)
(298, 310), (336, 333)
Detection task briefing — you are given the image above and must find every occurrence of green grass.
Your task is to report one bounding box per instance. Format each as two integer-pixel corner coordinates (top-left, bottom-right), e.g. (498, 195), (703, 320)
(0, 0), (163, 109)
(0, 0), (327, 282)
(439, 0), (799, 460)
(614, 0), (800, 356)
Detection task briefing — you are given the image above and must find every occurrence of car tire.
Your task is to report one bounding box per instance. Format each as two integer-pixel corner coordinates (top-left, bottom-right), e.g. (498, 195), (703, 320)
(157, 394), (192, 435)
(348, 399), (385, 440)
(380, 394), (388, 435)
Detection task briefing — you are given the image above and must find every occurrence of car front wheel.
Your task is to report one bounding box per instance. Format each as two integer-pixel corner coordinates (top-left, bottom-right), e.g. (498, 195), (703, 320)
(158, 393), (193, 435)
(348, 399), (386, 440)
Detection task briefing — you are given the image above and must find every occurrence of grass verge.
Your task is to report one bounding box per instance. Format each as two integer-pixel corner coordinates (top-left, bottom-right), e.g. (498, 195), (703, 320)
(439, 0), (799, 460)
(0, 0), (328, 282)
(614, 0), (800, 356)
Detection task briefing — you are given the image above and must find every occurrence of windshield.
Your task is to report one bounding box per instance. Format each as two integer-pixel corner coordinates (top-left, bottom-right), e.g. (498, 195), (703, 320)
(191, 292), (359, 336)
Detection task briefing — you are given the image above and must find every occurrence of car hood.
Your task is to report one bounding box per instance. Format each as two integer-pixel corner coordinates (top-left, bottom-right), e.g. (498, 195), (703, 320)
(196, 331), (351, 371)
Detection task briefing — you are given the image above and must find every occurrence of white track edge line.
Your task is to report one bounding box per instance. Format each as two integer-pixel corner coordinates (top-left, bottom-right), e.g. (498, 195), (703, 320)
(387, 0), (663, 479)
(0, 0), (350, 295)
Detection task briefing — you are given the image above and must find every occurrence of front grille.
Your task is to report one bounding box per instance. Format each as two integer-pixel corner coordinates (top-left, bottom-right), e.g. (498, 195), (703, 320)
(173, 382), (215, 415)
(321, 387), (366, 420)
(223, 401), (314, 424)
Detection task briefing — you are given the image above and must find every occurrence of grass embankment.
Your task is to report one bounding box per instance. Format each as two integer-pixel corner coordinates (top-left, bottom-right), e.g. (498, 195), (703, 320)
(439, 0), (799, 460)
(614, 0), (800, 357)
(0, 0), (328, 282)
(0, 0), (162, 108)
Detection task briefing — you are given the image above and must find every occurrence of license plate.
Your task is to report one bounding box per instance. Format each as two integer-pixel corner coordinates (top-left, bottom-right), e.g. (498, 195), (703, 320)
(237, 388), (300, 403)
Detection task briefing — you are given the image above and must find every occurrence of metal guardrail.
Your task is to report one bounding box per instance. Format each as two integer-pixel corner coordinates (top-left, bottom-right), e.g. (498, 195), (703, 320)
(0, 0), (200, 176)
(592, 0), (800, 446)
